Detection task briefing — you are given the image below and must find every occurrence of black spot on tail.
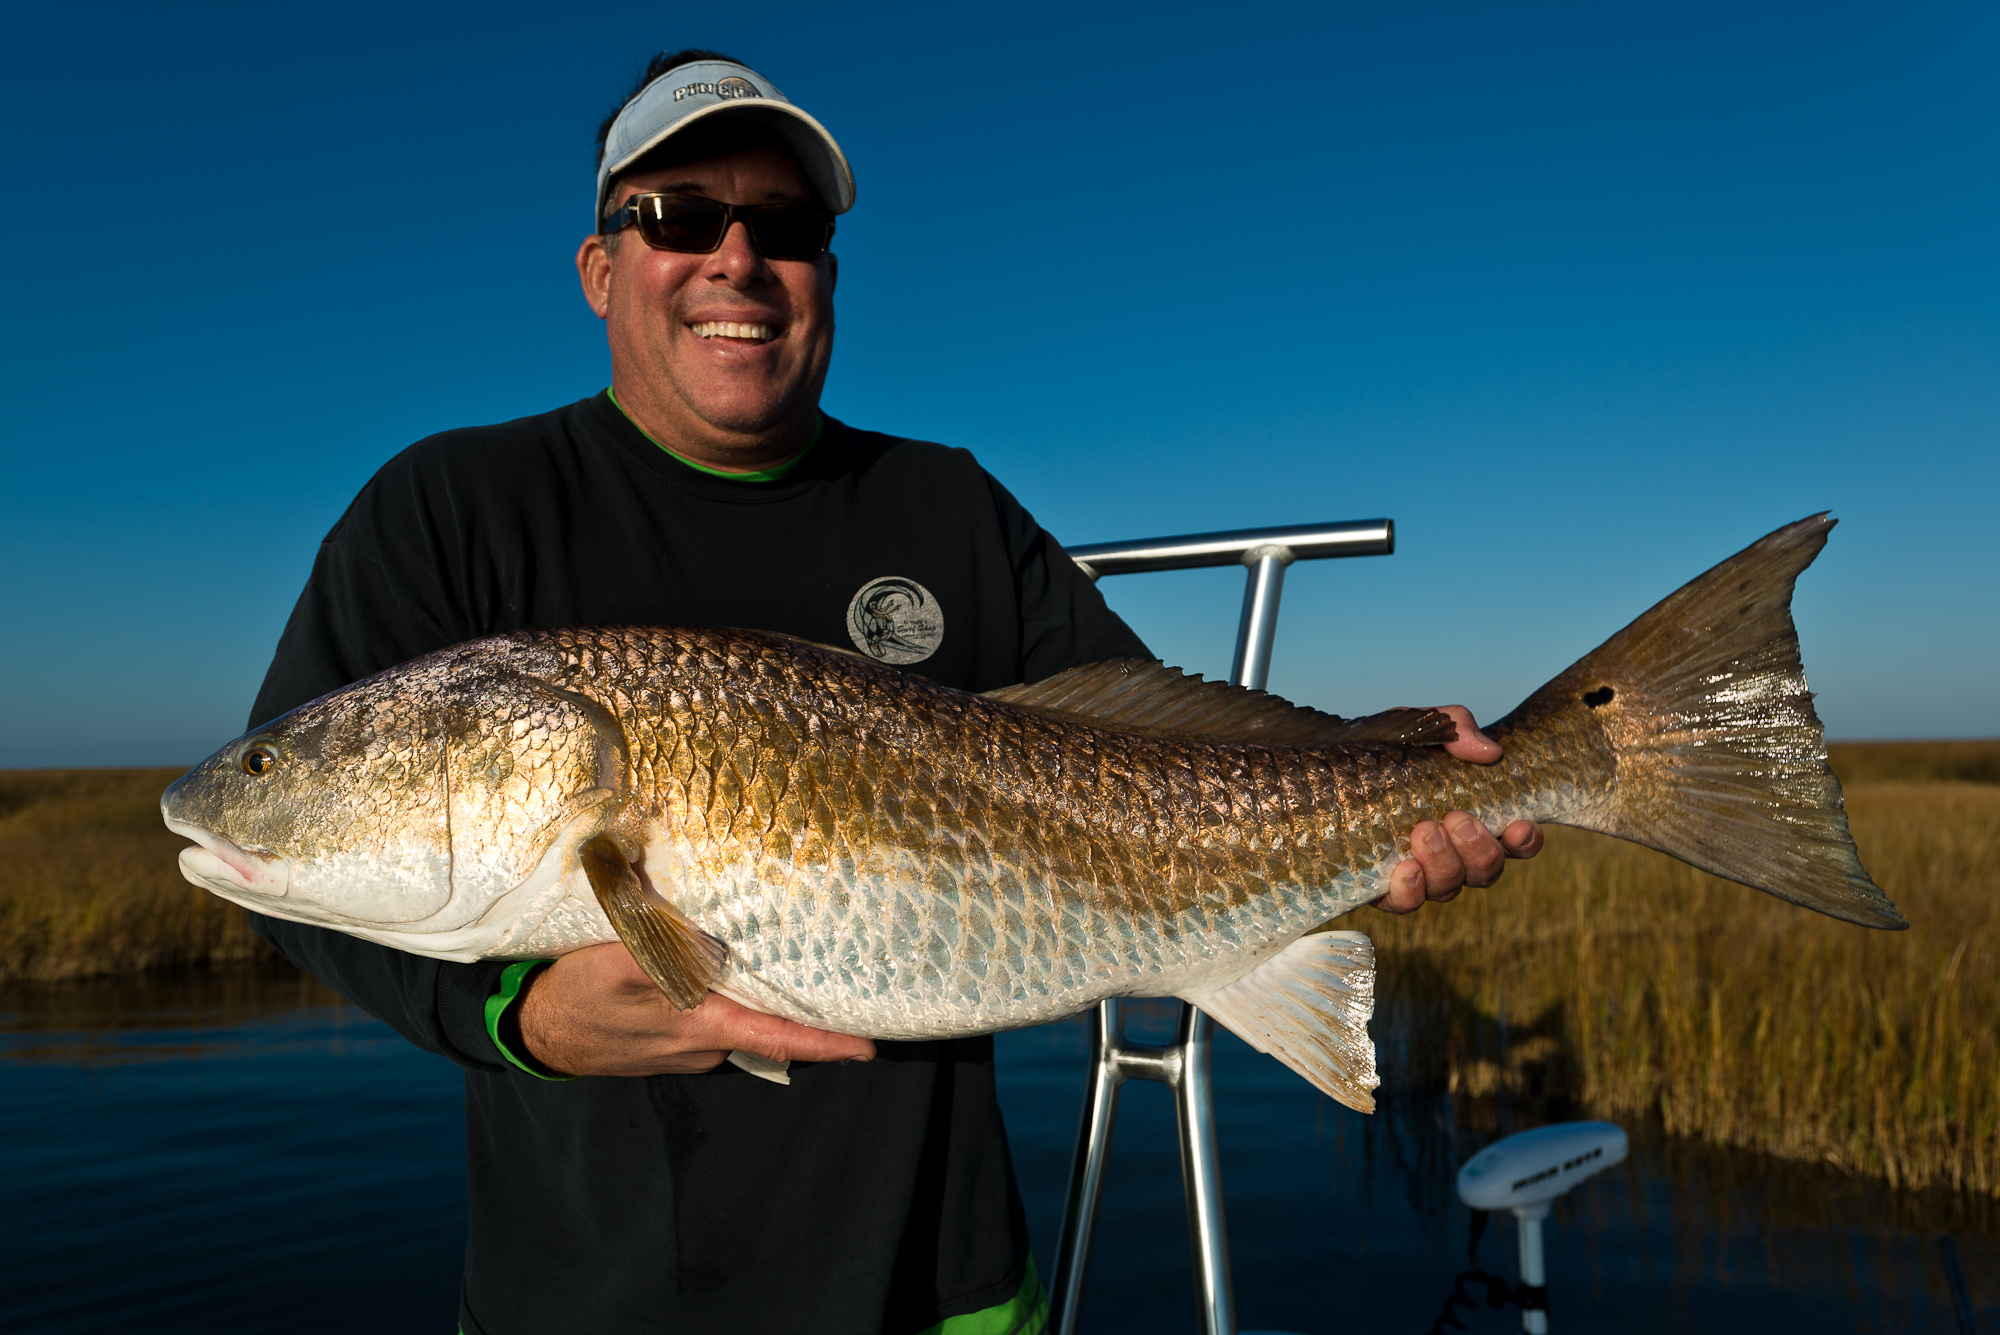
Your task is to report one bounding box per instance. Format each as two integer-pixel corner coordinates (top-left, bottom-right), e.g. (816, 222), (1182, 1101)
(1583, 687), (1615, 708)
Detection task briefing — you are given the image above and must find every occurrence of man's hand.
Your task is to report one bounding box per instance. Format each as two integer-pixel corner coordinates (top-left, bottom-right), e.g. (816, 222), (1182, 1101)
(1371, 705), (1543, 915)
(516, 941), (876, 1077)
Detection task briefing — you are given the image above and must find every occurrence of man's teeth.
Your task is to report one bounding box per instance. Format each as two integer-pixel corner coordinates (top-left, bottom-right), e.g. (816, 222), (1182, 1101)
(691, 321), (776, 342)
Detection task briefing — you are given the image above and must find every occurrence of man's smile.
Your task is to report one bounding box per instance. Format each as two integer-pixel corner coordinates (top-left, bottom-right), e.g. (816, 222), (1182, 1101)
(689, 320), (778, 342)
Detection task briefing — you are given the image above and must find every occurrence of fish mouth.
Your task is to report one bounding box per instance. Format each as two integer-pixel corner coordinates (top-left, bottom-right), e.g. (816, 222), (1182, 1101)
(166, 818), (291, 900)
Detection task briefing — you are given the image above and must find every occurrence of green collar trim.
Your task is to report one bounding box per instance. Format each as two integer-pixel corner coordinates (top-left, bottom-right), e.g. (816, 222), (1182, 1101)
(607, 387), (821, 481)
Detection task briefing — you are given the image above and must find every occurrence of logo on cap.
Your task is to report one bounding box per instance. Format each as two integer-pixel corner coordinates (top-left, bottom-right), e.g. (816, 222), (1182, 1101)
(674, 77), (764, 102)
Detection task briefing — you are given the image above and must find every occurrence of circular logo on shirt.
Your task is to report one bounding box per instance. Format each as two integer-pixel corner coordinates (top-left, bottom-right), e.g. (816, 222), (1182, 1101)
(846, 577), (944, 665)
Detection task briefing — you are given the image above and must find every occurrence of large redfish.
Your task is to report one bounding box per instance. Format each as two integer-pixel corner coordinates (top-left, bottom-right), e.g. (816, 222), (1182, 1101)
(162, 515), (1901, 1109)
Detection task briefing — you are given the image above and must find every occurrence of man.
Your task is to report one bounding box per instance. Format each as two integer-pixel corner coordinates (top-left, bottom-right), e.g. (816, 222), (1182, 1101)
(249, 50), (1540, 1335)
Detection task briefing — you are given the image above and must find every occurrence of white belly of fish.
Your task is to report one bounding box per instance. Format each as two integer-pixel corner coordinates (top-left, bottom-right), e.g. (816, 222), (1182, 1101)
(591, 841), (1409, 1041)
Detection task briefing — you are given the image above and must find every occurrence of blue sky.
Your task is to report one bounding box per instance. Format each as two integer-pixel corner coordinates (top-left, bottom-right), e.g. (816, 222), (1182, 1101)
(1, 0), (1994, 767)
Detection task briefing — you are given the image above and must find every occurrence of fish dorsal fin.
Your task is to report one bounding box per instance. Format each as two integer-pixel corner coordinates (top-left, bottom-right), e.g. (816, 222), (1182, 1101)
(580, 836), (727, 1011)
(731, 630), (941, 684)
(1183, 931), (1380, 1113)
(983, 660), (1457, 748)
(730, 629), (881, 667)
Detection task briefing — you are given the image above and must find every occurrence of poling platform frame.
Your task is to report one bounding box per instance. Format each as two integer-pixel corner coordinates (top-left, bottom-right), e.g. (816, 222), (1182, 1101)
(1050, 519), (1397, 1335)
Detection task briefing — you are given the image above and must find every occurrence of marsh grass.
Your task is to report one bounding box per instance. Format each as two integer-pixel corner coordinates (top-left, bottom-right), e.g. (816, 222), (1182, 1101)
(0, 768), (268, 982)
(1829, 739), (2000, 786)
(1375, 741), (2000, 1195)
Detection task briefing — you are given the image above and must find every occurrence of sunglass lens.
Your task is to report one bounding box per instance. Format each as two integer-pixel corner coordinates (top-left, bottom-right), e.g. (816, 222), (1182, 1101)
(636, 196), (728, 252)
(746, 207), (830, 261)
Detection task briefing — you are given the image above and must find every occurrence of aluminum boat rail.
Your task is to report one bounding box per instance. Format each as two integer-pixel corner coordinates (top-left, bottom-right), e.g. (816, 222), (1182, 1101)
(1049, 518), (1396, 1335)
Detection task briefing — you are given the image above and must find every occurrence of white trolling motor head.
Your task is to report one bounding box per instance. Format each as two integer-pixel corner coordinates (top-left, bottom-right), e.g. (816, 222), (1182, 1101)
(1457, 1120), (1629, 1216)
(1455, 1122), (1630, 1334)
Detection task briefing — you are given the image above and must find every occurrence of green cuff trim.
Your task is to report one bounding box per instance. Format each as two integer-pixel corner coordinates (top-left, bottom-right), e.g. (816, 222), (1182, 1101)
(484, 959), (571, 1080)
(915, 1258), (1048, 1335)
(607, 386), (821, 481)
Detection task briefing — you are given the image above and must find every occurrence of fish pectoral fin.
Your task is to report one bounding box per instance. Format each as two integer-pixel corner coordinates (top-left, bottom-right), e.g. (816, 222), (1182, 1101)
(1184, 931), (1380, 1113)
(580, 836), (726, 1011)
(726, 1051), (793, 1085)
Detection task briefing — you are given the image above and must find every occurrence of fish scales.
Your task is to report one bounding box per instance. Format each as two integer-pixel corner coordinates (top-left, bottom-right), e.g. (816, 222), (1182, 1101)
(785, 636), (1495, 1023)
(165, 517), (1904, 1108)
(512, 626), (1490, 1035)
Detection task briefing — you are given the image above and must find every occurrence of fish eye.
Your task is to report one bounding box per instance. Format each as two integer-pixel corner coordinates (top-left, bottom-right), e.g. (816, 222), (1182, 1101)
(241, 746), (279, 776)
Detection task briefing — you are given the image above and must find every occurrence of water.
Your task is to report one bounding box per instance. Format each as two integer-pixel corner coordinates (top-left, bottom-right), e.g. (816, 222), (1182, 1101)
(2, 970), (465, 1332)
(1006, 1004), (2000, 1334)
(3, 972), (1995, 1334)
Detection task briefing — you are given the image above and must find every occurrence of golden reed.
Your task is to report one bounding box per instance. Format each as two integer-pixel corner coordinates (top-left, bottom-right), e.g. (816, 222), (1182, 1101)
(0, 768), (266, 982)
(5, 742), (1996, 1194)
(1374, 741), (2000, 1195)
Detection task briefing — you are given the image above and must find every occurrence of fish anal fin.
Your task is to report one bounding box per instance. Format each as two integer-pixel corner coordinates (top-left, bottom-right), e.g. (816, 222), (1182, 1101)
(726, 1051), (792, 1085)
(985, 660), (1453, 749)
(580, 836), (726, 1011)
(1185, 931), (1379, 1112)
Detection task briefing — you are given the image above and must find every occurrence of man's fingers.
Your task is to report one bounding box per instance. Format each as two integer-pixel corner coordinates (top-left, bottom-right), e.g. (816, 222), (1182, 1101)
(696, 993), (876, 1064)
(1409, 818), (1467, 897)
(1445, 813), (1505, 888)
(1425, 705), (1503, 764)
(1369, 858), (1429, 914)
(1502, 820), (1543, 858)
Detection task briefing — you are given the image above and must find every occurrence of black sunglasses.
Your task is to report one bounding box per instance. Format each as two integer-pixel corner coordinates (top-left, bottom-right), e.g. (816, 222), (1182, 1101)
(600, 192), (835, 262)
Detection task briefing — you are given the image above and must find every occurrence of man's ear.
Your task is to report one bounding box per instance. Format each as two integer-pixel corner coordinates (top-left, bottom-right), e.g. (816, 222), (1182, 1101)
(577, 234), (613, 319)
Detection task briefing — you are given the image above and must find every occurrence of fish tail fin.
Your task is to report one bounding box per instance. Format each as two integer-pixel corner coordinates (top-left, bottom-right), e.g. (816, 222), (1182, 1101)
(1495, 513), (1905, 930)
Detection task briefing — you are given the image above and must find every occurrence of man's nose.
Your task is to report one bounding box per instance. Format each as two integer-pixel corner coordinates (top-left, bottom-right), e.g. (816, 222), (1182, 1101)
(705, 220), (771, 282)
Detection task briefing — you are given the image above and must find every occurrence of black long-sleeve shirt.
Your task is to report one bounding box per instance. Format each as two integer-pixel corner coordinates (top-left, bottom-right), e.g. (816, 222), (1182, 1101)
(248, 392), (1148, 1335)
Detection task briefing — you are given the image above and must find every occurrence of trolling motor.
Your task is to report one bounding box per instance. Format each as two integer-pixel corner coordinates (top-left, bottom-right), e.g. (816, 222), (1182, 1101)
(1428, 1122), (1629, 1333)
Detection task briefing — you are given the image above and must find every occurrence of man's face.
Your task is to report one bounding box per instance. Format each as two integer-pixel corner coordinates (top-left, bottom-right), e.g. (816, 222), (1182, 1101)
(579, 145), (835, 455)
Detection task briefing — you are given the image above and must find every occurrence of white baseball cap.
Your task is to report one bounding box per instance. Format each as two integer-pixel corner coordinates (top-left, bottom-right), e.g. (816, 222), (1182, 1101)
(595, 59), (856, 221)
